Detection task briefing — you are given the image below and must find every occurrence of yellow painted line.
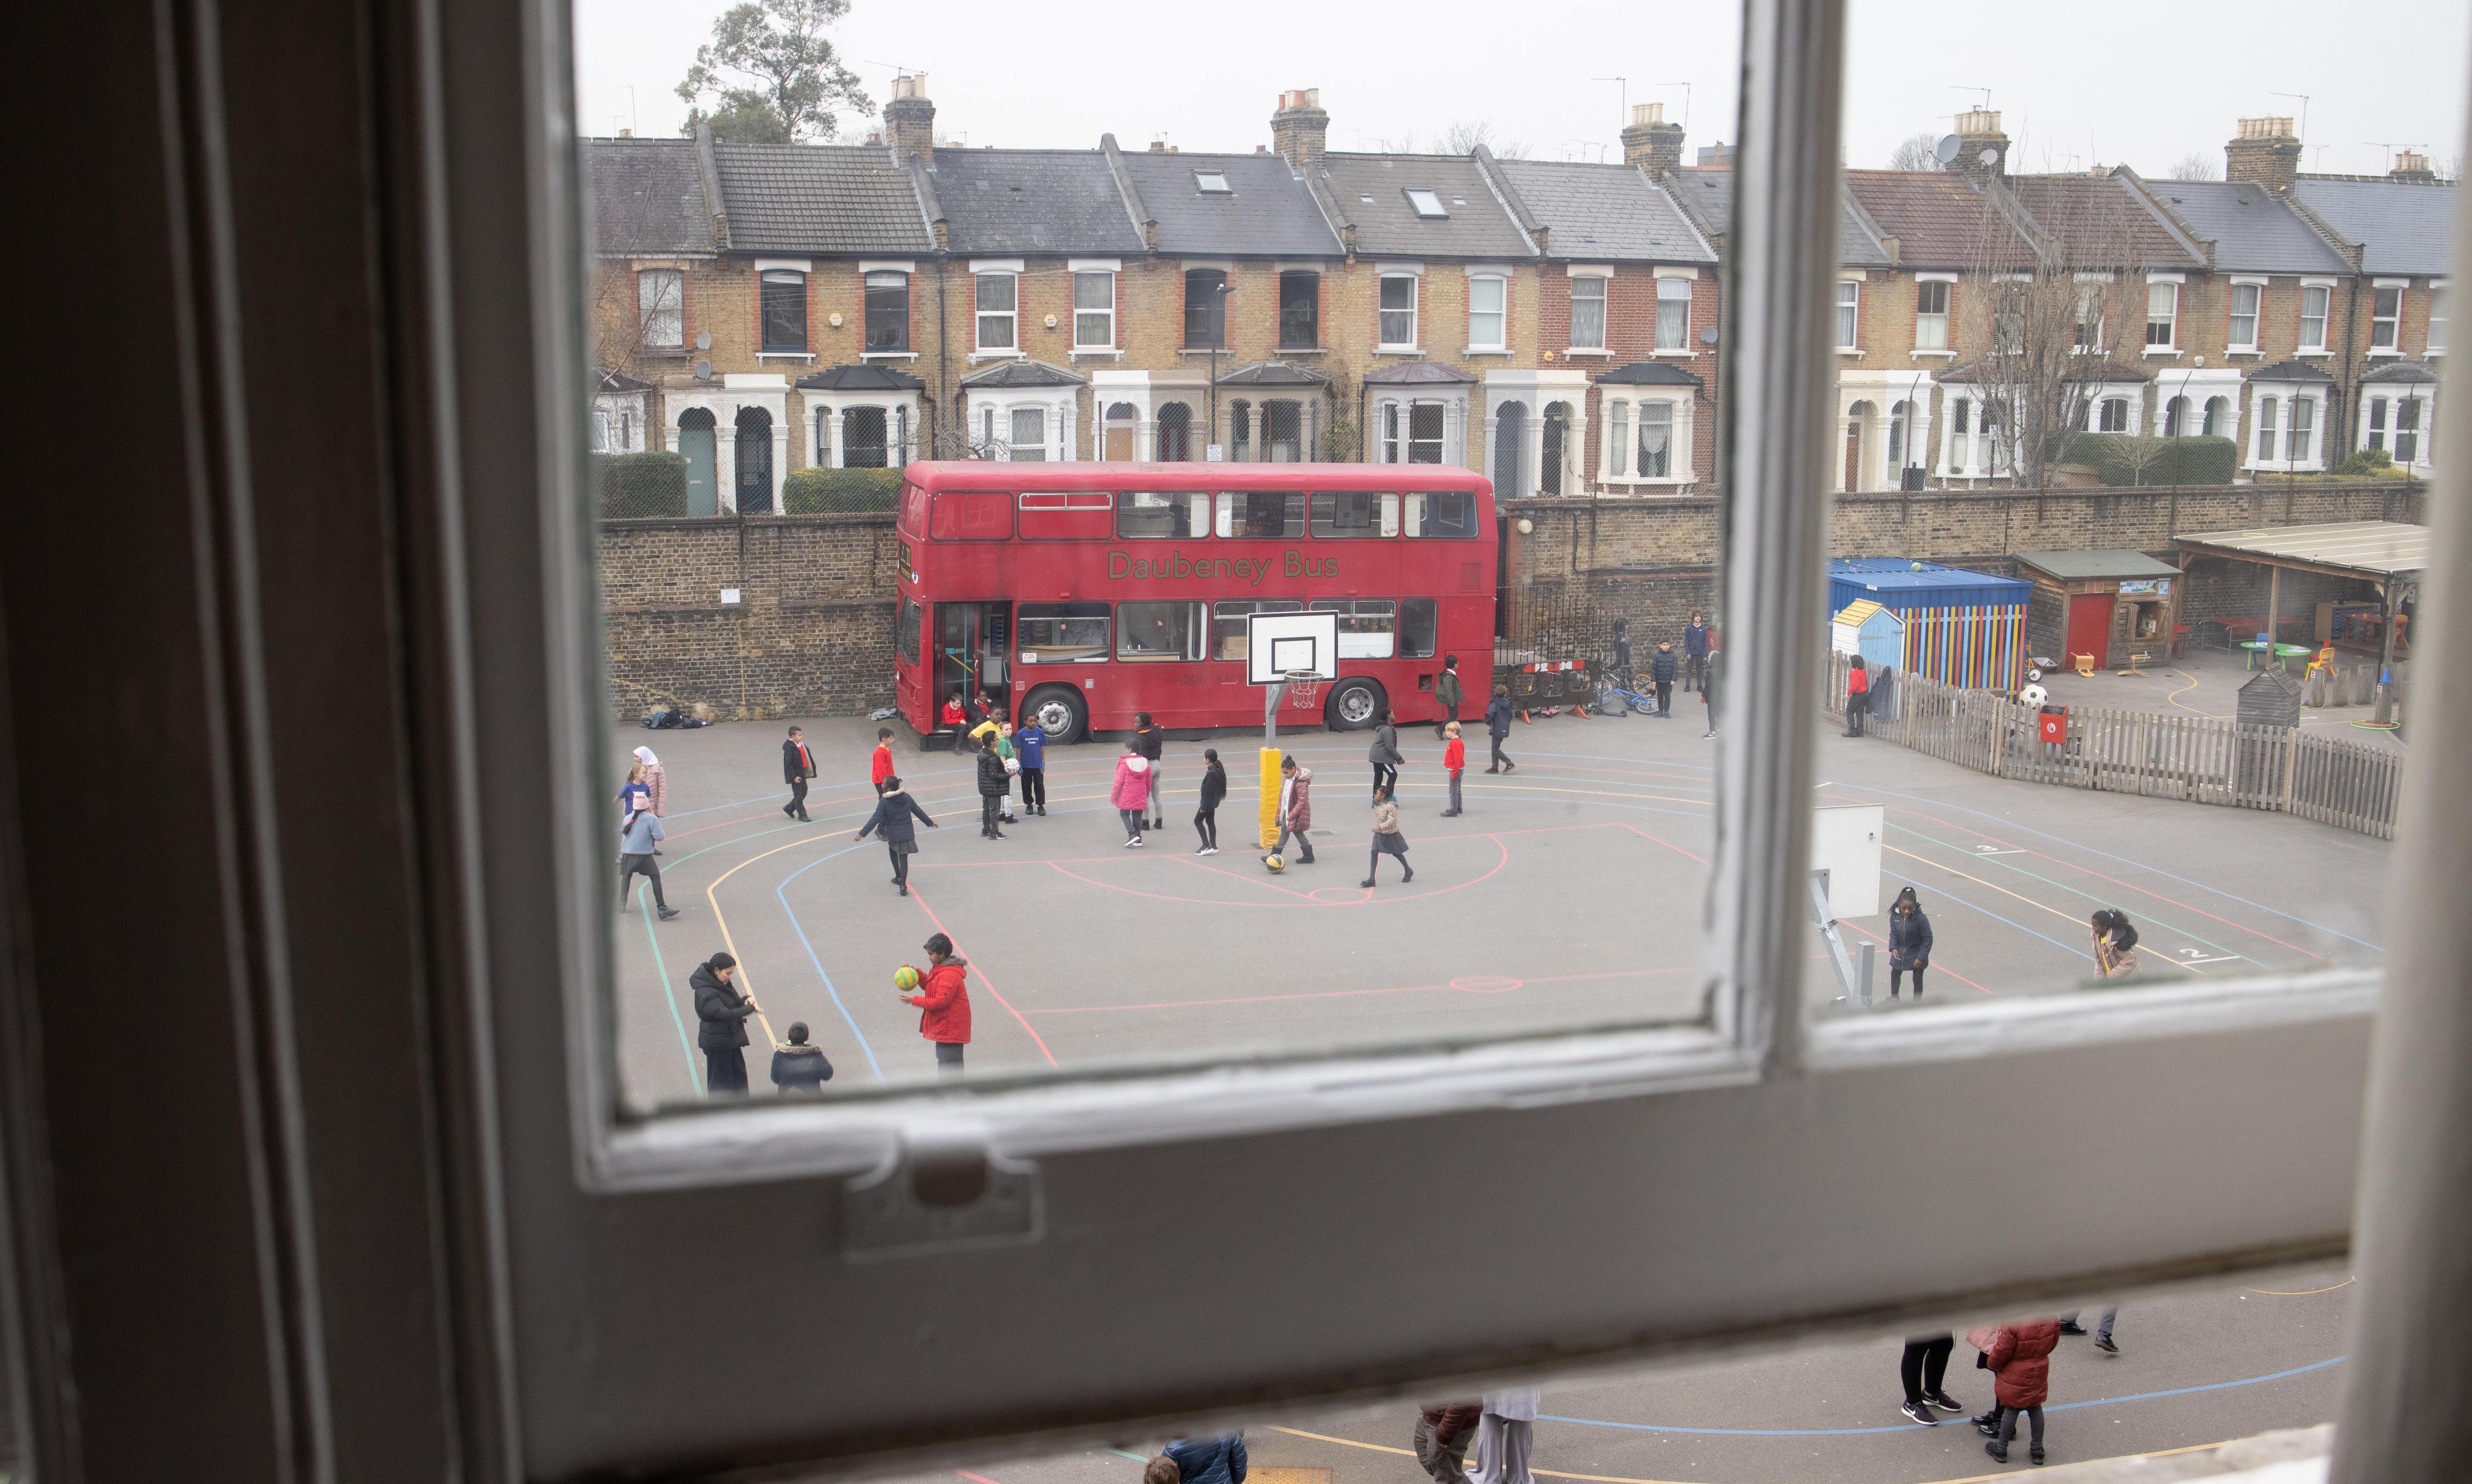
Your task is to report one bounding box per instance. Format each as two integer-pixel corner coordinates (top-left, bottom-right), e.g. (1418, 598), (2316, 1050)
(2165, 668), (2224, 719)
(1270, 1423), (2249, 1484)
(1882, 844), (2200, 976)
(2248, 1278), (2353, 1296)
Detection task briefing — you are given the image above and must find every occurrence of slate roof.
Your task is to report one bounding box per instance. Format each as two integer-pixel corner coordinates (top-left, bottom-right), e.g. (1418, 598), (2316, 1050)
(1843, 170), (2038, 268)
(1314, 153), (1535, 259)
(930, 148), (1148, 256)
(708, 143), (929, 254)
(1118, 149), (1341, 257)
(1598, 361), (1704, 387)
(587, 138), (714, 255)
(2249, 359), (2336, 384)
(2012, 549), (2183, 581)
(1494, 159), (1713, 263)
(959, 359), (1085, 388)
(2140, 181), (2353, 275)
(595, 366), (654, 393)
(797, 363), (926, 391)
(1940, 356), (2152, 384)
(1363, 361), (1480, 385)
(1667, 169), (1895, 269)
(2362, 359), (2439, 385)
(2292, 177), (2459, 275)
(1216, 360), (1331, 387)
(2007, 174), (2204, 270)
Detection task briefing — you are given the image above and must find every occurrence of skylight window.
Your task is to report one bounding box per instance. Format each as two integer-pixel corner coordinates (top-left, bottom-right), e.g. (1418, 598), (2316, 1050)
(1195, 171), (1232, 195)
(1406, 188), (1449, 218)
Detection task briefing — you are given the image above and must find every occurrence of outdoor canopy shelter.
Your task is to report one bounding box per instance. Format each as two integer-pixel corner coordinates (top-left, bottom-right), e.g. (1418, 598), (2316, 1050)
(2171, 520), (2428, 721)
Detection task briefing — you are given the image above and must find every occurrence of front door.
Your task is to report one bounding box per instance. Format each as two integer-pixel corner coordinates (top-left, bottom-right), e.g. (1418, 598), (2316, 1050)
(1105, 425), (1133, 461)
(678, 410), (718, 515)
(2066, 593), (2113, 669)
(735, 407), (774, 513)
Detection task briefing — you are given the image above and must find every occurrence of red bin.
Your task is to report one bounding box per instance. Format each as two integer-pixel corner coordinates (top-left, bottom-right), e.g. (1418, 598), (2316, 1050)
(2038, 705), (2067, 745)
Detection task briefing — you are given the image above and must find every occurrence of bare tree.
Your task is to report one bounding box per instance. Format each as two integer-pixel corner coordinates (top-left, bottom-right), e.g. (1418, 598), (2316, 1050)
(1957, 173), (2154, 488)
(1887, 130), (1943, 171)
(2166, 151), (2220, 181)
(1440, 119), (1531, 158)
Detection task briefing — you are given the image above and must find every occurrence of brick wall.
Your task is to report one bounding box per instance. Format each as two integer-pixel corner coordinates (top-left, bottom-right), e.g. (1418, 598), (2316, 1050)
(599, 481), (2421, 717)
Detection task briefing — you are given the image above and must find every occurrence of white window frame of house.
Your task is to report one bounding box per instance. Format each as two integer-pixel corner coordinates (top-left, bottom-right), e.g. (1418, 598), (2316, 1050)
(1913, 274), (1954, 353)
(1372, 394), (1462, 466)
(2142, 274), (2181, 354)
(1600, 394), (1691, 486)
(973, 260), (1025, 356)
(2098, 395), (2131, 433)
(1653, 267), (1696, 354)
(2429, 279), (2448, 354)
(2246, 386), (2325, 472)
(1567, 266), (1611, 353)
(968, 390), (1074, 462)
(2370, 279), (2407, 354)
(811, 396), (918, 470)
(434, 8), (2411, 1475)
(1378, 268), (1421, 352)
(754, 258), (813, 360)
(1834, 278), (1861, 351)
(2227, 277), (2266, 354)
(635, 265), (684, 348)
(2299, 279), (2334, 354)
(1071, 263), (1118, 353)
(1467, 270), (1510, 353)
(2072, 278), (2107, 353)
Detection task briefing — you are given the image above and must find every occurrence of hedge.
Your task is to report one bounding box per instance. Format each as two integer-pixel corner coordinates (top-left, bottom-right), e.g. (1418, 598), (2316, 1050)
(594, 452), (689, 518)
(783, 466), (904, 514)
(2059, 434), (2238, 487)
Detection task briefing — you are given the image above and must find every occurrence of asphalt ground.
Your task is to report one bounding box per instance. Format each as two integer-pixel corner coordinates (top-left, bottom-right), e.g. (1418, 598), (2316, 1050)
(609, 707), (2393, 1104)
(2035, 646), (2405, 754)
(849, 1267), (2354, 1484)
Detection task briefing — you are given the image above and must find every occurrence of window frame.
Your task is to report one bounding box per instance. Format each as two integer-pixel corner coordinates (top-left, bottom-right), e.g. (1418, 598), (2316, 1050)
(2371, 283), (2405, 351)
(2428, 280), (2448, 354)
(975, 270), (1019, 352)
(1654, 274), (1692, 351)
(1570, 273), (1609, 351)
(636, 265), (683, 348)
(1378, 272), (1419, 350)
(1073, 270), (1115, 350)
(1278, 269), (1320, 350)
(2300, 282), (2332, 352)
(1913, 277), (1950, 350)
(758, 266), (808, 354)
(2227, 281), (2262, 352)
(2144, 279), (2178, 349)
(863, 270), (910, 352)
(1833, 278), (1860, 350)
(423, 8), (2403, 1475)
(1469, 273), (1508, 352)
(1184, 268), (1228, 350)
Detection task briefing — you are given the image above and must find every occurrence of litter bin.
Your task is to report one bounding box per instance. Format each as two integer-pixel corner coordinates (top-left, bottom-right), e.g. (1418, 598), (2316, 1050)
(2038, 704), (2067, 746)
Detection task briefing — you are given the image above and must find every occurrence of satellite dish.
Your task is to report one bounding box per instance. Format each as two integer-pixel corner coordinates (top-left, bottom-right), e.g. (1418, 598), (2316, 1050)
(1978, 146), (2000, 167)
(1933, 133), (1961, 166)
(694, 360), (712, 381)
(696, 331), (712, 351)
(1699, 326), (1718, 345)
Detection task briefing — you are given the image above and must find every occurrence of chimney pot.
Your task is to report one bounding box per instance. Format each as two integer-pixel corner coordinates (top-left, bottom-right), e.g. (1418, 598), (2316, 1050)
(2390, 149), (2437, 183)
(1149, 139), (1166, 152)
(883, 74), (936, 161)
(2225, 115), (2304, 194)
(1620, 99), (1684, 177)
(1954, 109), (2009, 182)
(1271, 87), (1330, 167)
(617, 127), (632, 137)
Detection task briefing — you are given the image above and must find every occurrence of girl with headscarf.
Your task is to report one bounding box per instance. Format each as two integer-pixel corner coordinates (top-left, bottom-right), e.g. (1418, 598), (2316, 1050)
(632, 745), (667, 816)
(1887, 887), (1933, 999)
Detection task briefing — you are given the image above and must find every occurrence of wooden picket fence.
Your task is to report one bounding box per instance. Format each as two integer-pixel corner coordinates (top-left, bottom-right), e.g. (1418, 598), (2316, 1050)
(1823, 651), (2403, 840)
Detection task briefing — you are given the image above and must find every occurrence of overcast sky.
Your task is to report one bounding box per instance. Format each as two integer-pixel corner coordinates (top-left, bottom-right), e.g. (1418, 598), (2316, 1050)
(577, 0), (2469, 180)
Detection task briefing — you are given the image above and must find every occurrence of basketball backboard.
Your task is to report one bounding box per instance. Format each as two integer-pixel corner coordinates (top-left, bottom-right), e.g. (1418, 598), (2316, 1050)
(1810, 804), (1885, 920)
(1245, 610), (1340, 685)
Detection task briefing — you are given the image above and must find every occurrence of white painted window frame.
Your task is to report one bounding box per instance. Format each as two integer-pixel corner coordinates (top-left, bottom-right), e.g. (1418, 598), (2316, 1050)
(482, 7), (2397, 1476)
(974, 269), (1021, 354)
(2142, 274), (2180, 354)
(1071, 268), (1116, 351)
(2430, 279), (2448, 355)
(2227, 277), (2265, 354)
(1599, 393), (1693, 487)
(2299, 279), (2334, 354)
(2370, 279), (2407, 354)
(1834, 278), (1860, 350)
(1468, 270), (1510, 352)
(1567, 267), (1610, 352)
(1913, 273), (1954, 352)
(1653, 270), (1694, 352)
(2245, 384), (2328, 472)
(635, 265), (684, 348)
(1378, 269), (1421, 352)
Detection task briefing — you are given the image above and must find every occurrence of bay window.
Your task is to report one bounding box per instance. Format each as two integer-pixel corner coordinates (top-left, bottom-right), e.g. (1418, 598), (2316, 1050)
(1655, 275), (1692, 350)
(976, 272), (1018, 351)
(1378, 273), (1418, 349)
(1469, 274), (1507, 351)
(1570, 273), (1607, 351)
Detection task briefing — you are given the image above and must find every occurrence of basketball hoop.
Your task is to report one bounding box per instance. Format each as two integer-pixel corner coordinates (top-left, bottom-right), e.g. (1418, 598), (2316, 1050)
(1283, 670), (1323, 710)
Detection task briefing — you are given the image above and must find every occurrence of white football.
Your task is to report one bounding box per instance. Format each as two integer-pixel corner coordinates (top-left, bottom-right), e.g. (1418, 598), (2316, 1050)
(2019, 683), (2049, 707)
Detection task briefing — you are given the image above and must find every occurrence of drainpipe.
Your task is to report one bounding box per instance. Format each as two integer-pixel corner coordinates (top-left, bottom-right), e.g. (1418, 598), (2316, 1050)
(2339, 273), (2363, 463)
(936, 255), (950, 454)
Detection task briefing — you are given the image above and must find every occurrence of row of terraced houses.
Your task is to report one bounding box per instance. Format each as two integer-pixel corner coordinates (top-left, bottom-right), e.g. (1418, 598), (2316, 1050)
(588, 81), (2450, 512)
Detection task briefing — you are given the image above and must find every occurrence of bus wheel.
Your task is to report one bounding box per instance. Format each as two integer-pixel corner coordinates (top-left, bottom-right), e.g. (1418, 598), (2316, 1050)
(1023, 685), (1087, 744)
(1324, 678), (1384, 731)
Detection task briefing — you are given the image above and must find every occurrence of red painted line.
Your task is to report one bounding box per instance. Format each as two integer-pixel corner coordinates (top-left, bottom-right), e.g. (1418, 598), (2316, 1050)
(1172, 851), (1321, 900)
(1030, 965), (1687, 1016)
(1838, 919), (1993, 995)
(956, 1471), (1006, 1484)
(901, 884), (1059, 1068)
(1614, 820), (1710, 866)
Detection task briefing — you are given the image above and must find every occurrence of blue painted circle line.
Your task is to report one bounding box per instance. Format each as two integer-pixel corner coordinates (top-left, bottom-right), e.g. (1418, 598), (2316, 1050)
(1534, 1356), (2344, 1438)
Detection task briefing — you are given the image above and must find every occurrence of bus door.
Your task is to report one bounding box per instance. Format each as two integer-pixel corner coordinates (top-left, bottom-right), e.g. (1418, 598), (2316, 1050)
(934, 602), (1010, 718)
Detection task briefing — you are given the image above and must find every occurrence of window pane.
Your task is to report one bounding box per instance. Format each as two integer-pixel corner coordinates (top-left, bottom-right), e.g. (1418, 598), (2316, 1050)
(1215, 490), (1304, 538)
(841, 407), (889, 468)
(1570, 277), (1606, 349)
(1607, 400), (1629, 477)
(1408, 403), (1446, 462)
(1834, 281), (1859, 347)
(1017, 601), (1111, 663)
(1073, 272), (1112, 348)
(897, 598), (921, 664)
(1117, 601), (1201, 660)
(638, 269), (682, 347)
(2397, 397), (2422, 462)
(1638, 402), (1672, 477)
(1470, 275), (1505, 349)
(2257, 398), (2278, 460)
(977, 273), (1016, 312)
(1185, 269), (1227, 348)
(1399, 597), (1438, 658)
(1656, 277), (1689, 350)
(1211, 598), (1302, 660)
(1116, 490), (1208, 539)
(2288, 396), (2314, 461)
(1402, 489), (1478, 538)
(2230, 284), (2259, 347)
(1278, 270), (1319, 349)
(759, 269), (806, 352)
(1309, 598), (1397, 658)
(1010, 407), (1045, 458)
(1379, 275), (1416, 345)
(2302, 286), (2329, 346)
(863, 272), (909, 352)
(1309, 490), (1399, 538)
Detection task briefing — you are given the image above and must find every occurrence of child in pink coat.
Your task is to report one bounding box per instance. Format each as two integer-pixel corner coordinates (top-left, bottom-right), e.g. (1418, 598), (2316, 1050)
(1111, 739), (1153, 847)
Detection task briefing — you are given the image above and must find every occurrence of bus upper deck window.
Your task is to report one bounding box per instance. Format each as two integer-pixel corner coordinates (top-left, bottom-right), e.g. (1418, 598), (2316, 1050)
(1115, 490), (1207, 540)
(1215, 490), (1304, 539)
(1310, 491), (1400, 539)
(1403, 490), (1478, 539)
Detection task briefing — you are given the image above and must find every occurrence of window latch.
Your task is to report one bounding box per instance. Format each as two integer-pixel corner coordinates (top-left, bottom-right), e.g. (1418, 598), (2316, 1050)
(839, 1127), (1042, 1260)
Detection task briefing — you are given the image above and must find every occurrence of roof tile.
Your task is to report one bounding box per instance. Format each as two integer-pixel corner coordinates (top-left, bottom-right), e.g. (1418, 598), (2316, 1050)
(710, 143), (930, 254)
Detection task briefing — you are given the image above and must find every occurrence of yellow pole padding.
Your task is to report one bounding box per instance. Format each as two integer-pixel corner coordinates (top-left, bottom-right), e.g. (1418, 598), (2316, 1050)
(1259, 747), (1283, 849)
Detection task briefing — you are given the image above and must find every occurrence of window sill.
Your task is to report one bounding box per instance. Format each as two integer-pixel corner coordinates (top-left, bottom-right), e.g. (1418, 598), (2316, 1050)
(1467, 348), (1514, 356)
(1275, 346), (1327, 355)
(1375, 347), (1426, 357)
(860, 351), (919, 361)
(2297, 350), (2331, 357)
(1836, 347), (1865, 356)
(2142, 347), (2182, 357)
(1563, 348), (1614, 358)
(2226, 349), (2261, 358)
(969, 350), (1026, 364)
(1177, 347), (1232, 357)
(757, 352), (816, 362)
(1652, 349), (1697, 357)
(1070, 349), (1125, 360)
(2367, 349), (2405, 358)
(1911, 349), (1957, 360)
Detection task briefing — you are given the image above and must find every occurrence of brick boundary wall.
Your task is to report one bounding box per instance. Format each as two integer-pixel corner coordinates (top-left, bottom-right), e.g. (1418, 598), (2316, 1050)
(601, 483), (2422, 719)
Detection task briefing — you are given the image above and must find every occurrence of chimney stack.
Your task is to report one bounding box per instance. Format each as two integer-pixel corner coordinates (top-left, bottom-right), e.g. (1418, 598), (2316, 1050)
(884, 72), (935, 161)
(1953, 109), (2009, 182)
(1271, 88), (1329, 167)
(2225, 117), (2302, 195)
(2389, 149), (2437, 184)
(1620, 102), (1686, 178)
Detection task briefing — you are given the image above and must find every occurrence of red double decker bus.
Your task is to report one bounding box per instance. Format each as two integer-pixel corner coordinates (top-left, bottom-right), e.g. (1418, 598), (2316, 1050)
(892, 462), (1497, 742)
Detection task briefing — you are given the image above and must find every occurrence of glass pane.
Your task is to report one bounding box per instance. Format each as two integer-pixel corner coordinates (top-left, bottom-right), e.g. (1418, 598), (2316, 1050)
(1017, 601), (1111, 663)
(1116, 490), (1207, 539)
(1117, 601), (1200, 660)
(1215, 490), (1304, 538)
(1309, 490), (1398, 538)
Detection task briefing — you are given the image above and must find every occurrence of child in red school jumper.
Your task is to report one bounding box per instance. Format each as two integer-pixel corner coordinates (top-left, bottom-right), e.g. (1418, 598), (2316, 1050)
(870, 727), (896, 791)
(940, 690), (968, 751)
(1440, 721), (1466, 816)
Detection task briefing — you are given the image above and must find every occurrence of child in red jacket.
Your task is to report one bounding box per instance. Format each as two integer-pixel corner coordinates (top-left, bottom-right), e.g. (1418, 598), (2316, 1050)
(899, 932), (973, 1074)
(1441, 721), (1466, 817)
(870, 727), (896, 790)
(1971, 1317), (2058, 1465)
